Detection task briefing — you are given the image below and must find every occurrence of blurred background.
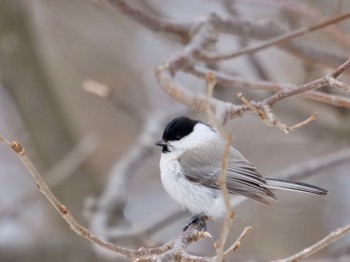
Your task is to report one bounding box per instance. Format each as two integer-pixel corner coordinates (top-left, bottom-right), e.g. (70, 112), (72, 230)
(0, 0), (349, 261)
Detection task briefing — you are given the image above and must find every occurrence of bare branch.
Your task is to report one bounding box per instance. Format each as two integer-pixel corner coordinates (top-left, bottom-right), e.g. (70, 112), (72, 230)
(223, 226), (252, 257)
(104, 0), (191, 37)
(205, 74), (236, 260)
(261, 103), (318, 133)
(199, 13), (350, 62)
(229, 58), (350, 132)
(264, 58), (350, 106)
(210, 14), (348, 68)
(189, 66), (350, 108)
(0, 136), (97, 220)
(244, 0), (350, 47)
(238, 93), (318, 133)
(274, 224), (350, 262)
(0, 136), (157, 258)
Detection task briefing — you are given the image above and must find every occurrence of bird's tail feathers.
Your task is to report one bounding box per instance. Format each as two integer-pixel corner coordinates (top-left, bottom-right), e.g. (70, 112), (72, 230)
(266, 178), (328, 196)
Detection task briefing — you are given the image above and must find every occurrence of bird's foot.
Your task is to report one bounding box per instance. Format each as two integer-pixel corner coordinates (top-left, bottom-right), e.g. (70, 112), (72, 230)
(182, 213), (210, 232)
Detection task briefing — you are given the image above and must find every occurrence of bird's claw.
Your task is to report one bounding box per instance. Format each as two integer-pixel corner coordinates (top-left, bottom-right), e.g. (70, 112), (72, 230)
(182, 213), (209, 232)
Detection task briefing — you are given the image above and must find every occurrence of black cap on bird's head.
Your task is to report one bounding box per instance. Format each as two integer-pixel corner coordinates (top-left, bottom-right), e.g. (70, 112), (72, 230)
(155, 116), (199, 148)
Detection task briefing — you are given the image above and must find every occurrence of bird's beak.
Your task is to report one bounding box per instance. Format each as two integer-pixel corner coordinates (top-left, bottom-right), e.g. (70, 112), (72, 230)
(155, 140), (167, 147)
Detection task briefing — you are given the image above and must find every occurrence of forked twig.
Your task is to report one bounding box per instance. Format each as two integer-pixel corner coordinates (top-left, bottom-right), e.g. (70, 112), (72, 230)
(223, 226), (252, 257)
(237, 93), (318, 134)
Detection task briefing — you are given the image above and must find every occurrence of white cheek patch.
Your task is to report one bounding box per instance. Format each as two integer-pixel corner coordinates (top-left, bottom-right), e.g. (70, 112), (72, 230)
(168, 123), (217, 151)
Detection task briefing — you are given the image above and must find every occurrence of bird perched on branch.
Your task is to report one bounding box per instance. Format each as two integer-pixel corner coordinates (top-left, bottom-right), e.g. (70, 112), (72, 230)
(156, 116), (328, 231)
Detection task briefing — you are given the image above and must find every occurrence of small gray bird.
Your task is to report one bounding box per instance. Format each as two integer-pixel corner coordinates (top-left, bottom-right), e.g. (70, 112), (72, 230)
(156, 116), (328, 230)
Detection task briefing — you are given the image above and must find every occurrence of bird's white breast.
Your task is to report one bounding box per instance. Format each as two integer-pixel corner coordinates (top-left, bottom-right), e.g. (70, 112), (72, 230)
(159, 151), (228, 218)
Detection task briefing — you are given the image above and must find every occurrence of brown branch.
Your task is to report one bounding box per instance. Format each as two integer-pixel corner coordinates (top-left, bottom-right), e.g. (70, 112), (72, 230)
(156, 227), (213, 261)
(264, 58), (350, 106)
(231, 58), (350, 132)
(0, 135), (225, 261)
(245, 0), (350, 47)
(210, 14), (348, 68)
(0, 136), (96, 220)
(274, 224), (350, 262)
(238, 92), (318, 133)
(0, 137), (163, 259)
(221, 0), (272, 81)
(188, 66), (350, 108)
(223, 226), (252, 258)
(205, 74), (236, 260)
(104, 0), (191, 37)
(198, 13), (350, 62)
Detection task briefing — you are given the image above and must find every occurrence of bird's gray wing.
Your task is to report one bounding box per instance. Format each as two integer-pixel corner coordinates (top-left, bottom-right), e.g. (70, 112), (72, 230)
(178, 145), (276, 204)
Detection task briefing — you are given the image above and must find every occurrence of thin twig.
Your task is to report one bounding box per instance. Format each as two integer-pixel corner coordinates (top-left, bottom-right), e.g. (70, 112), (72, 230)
(104, 0), (191, 37)
(198, 12), (350, 62)
(274, 224), (350, 262)
(232, 58), (350, 132)
(245, 0), (350, 47)
(264, 58), (350, 106)
(205, 73), (236, 261)
(210, 14), (348, 68)
(0, 136), (175, 259)
(0, 136), (97, 220)
(188, 66), (350, 108)
(223, 226), (252, 257)
(238, 93), (318, 133)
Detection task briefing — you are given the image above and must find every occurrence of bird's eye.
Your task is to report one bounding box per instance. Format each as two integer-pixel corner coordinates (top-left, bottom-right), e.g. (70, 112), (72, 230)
(175, 135), (181, 140)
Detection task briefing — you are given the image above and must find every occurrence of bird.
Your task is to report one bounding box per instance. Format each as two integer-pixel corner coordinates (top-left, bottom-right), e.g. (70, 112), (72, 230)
(155, 116), (328, 231)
